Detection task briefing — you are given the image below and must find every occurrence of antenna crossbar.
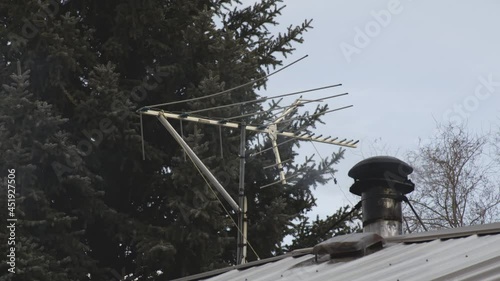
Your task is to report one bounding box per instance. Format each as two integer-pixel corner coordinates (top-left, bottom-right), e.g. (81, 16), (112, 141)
(141, 110), (357, 148)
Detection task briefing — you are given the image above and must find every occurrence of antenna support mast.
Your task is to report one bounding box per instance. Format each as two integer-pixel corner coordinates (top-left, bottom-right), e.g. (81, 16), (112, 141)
(237, 123), (247, 264)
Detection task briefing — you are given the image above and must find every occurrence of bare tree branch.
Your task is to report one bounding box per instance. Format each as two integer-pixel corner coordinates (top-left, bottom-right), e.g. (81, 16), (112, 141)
(404, 122), (500, 231)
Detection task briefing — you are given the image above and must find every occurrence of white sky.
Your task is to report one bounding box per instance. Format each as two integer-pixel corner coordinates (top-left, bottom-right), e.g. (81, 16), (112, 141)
(248, 0), (500, 219)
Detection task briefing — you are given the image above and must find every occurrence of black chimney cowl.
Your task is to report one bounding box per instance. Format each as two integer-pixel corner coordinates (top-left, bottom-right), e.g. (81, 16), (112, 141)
(349, 156), (414, 196)
(348, 156), (415, 237)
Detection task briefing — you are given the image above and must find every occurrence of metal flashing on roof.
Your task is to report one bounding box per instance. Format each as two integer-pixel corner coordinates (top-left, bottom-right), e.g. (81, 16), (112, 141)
(313, 232), (384, 258)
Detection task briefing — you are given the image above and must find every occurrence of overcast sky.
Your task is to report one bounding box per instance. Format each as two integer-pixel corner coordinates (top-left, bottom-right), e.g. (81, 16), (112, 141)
(244, 0), (500, 219)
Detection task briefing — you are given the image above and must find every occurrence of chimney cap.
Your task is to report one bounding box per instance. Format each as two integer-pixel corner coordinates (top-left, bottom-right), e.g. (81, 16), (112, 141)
(348, 156), (413, 180)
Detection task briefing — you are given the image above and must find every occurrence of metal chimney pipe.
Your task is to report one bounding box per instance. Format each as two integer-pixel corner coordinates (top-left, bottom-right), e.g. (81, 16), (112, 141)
(348, 156), (415, 238)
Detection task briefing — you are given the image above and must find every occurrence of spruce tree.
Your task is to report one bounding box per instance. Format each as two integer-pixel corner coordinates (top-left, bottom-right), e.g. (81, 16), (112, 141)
(1, 1), (357, 279)
(286, 206), (362, 251)
(0, 62), (104, 280)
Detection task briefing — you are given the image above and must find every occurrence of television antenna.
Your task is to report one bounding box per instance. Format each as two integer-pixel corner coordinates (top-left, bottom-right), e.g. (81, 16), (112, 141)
(138, 56), (358, 265)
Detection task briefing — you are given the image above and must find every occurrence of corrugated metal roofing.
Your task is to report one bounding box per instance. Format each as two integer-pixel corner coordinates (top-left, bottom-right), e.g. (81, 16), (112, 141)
(202, 234), (500, 281)
(174, 223), (500, 281)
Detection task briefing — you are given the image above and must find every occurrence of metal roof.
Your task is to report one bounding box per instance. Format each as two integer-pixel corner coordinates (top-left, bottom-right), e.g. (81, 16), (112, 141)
(174, 223), (500, 281)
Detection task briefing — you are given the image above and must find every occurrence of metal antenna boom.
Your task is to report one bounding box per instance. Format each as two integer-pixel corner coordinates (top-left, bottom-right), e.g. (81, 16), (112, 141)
(141, 110), (357, 148)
